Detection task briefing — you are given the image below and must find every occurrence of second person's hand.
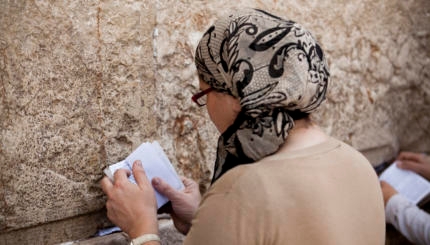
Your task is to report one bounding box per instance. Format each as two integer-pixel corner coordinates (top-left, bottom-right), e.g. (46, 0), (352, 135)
(397, 151), (430, 181)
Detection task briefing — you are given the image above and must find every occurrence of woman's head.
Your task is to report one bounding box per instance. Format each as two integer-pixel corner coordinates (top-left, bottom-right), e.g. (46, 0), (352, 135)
(195, 8), (329, 116)
(194, 8), (330, 182)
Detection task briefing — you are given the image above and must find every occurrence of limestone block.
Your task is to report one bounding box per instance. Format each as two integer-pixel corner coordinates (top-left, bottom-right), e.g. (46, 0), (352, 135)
(0, 211), (110, 245)
(0, 0), (156, 242)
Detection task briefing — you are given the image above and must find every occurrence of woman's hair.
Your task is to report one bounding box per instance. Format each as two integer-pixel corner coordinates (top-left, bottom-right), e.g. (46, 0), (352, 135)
(195, 8), (329, 182)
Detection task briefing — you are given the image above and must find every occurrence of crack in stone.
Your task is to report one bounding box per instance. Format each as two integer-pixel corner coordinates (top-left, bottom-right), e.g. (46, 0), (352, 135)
(44, 168), (85, 186)
(0, 43), (12, 232)
(0, 44), (9, 123)
(95, 1), (107, 171)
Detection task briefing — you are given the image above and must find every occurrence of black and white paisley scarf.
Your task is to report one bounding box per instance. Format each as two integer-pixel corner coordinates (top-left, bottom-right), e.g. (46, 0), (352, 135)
(195, 8), (330, 183)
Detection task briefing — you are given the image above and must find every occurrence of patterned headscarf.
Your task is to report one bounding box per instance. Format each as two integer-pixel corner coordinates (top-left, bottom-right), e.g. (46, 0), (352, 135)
(195, 8), (330, 183)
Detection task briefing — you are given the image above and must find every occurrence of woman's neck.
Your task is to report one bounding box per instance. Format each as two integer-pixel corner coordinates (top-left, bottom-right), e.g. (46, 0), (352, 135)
(278, 119), (329, 153)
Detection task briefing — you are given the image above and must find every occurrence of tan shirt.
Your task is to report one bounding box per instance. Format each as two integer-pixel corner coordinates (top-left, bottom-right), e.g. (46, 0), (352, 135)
(184, 137), (385, 245)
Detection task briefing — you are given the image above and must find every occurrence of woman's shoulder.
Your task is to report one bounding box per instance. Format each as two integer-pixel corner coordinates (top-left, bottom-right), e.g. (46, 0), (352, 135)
(204, 163), (268, 200)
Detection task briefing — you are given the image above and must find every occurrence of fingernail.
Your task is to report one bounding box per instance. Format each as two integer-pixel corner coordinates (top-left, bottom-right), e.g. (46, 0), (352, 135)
(135, 160), (142, 167)
(153, 177), (160, 186)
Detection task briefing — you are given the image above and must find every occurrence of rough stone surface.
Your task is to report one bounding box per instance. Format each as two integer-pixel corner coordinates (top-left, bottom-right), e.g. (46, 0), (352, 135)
(0, 0), (157, 243)
(0, 0), (429, 244)
(0, 211), (111, 245)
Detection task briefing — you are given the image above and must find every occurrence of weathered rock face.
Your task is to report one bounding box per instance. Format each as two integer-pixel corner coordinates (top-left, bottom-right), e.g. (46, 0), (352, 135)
(0, 0), (429, 244)
(0, 0), (157, 243)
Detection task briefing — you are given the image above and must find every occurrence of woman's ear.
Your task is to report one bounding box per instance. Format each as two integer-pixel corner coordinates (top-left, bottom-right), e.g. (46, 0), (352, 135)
(232, 97), (242, 114)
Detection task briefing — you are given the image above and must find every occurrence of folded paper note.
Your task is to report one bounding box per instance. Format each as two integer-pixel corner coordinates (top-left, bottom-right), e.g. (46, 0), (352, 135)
(104, 141), (184, 209)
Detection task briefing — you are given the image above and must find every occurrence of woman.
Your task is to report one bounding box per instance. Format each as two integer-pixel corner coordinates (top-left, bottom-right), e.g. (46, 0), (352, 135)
(101, 8), (385, 245)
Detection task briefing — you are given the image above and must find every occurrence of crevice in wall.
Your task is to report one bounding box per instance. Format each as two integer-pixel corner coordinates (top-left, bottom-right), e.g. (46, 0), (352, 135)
(95, 1), (108, 170)
(0, 44), (11, 231)
(152, 1), (165, 145)
(0, 45), (9, 123)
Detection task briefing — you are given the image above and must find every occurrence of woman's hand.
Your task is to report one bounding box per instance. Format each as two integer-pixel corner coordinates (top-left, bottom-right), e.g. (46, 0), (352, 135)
(397, 151), (430, 181)
(152, 176), (201, 235)
(380, 181), (398, 207)
(100, 160), (158, 239)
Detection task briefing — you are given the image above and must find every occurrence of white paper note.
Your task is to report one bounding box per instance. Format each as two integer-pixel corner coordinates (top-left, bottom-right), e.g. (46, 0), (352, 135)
(104, 141), (184, 209)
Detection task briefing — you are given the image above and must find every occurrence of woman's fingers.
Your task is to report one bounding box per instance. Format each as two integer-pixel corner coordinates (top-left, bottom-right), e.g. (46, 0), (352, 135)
(132, 160), (151, 189)
(152, 177), (180, 200)
(100, 176), (113, 196)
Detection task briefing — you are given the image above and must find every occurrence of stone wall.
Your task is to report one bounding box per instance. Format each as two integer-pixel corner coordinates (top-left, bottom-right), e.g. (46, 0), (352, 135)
(0, 0), (429, 244)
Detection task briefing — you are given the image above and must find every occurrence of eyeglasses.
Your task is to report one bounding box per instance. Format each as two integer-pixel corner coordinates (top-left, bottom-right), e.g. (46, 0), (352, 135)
(191, 87), (213, 107)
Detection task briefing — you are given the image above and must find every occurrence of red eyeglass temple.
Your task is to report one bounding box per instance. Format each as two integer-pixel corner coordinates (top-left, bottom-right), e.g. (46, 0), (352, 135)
(191, 87), (213, 104)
